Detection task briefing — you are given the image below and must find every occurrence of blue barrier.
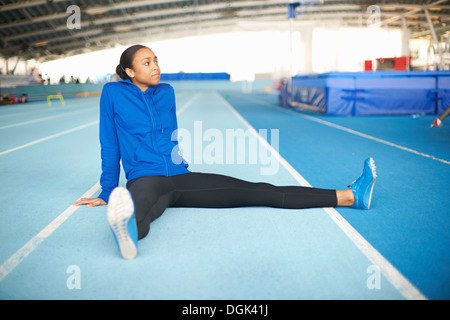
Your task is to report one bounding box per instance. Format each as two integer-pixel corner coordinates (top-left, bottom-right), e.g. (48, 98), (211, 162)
(1, 83), (104, 102)
(279, 71), (450, 115)
(0, 75), (37, 86)
(160, 72), (230, 81)
(1, 78), (273, 103)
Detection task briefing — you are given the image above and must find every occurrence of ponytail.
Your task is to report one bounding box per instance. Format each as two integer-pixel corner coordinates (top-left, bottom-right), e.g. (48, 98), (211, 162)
(116, 44), (147, 80)
(116, 64), (128, 80)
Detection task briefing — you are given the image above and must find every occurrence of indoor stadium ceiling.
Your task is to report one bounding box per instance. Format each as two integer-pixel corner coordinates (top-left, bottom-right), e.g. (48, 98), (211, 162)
(1, 0), (450, 61)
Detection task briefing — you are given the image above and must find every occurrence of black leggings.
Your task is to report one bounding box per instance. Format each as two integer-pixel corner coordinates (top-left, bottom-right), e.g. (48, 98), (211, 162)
(126, 172), (337, 240)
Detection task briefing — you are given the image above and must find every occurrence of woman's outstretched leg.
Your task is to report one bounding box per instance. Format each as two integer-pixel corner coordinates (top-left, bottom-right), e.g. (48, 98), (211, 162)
(169, 157), (376, 211)
(170, 172), (339, 209)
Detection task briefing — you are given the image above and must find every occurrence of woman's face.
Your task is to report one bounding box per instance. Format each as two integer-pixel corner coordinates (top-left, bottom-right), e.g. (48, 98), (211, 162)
(126, 47), (161, 91)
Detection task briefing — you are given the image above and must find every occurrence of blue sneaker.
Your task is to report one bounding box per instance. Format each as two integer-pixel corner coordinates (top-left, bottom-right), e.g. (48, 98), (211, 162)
(107, 187), (138, 259)
(350, 158), (377, 210)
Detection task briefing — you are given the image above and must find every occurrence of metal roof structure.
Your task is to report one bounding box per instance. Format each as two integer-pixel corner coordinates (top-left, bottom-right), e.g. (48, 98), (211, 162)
(1, 0), (450, 62)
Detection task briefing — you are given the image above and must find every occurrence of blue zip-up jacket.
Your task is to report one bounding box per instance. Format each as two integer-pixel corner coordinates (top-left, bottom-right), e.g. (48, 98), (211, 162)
(98, 79), (190, 202)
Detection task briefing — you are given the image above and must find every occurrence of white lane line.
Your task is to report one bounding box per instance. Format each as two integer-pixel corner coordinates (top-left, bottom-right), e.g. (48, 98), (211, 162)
(214, 91), (427, 300)
(244, 95), (450, 166)
(0, 182), (101, 282)
(0, 100), (98, 119)
(0, 113), (69, 130)
(323, 207), (426, 300)
(0, 107), (97, 130)
(0, 120), (99, 156)
(177, 93), (201, 116)
(0, 91), (201, 281)
(0, 107), (54, 119)
(300, 114), (450, 165)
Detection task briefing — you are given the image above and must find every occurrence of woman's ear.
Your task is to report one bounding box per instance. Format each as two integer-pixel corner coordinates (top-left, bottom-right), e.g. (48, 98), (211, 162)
(125, 68), (134, 78)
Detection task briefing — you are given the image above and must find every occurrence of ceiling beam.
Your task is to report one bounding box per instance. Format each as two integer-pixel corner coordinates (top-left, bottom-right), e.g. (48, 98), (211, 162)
(3, 3), (418, 43)
(378, 0), (448, 27)
(3, 0), (450, 61)
(0, 0), (67, 12)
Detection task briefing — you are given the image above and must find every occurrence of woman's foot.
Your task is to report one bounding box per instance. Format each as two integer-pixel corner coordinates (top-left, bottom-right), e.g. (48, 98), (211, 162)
(107, 187), (138, 259)
(349, 158), (377, 210)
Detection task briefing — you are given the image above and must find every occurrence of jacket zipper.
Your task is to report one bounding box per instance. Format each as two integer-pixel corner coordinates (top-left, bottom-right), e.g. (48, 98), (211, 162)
(141, 90), (170, 175)
(149, 94), (164, 134)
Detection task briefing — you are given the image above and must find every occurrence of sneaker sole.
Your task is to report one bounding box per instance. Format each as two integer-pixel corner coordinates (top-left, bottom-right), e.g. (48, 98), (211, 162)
(366, 158), (377, 210)
(107, 187), (137, 260)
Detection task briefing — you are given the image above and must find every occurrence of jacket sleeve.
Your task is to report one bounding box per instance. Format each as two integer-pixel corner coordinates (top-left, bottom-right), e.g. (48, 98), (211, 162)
(98, 84), (121, 203)
(169, 85), (189, 167)
(169, 85), (178, 131)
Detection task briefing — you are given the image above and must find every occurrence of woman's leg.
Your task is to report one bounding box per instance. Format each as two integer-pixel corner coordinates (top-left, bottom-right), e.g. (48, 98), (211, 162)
(109, 160), (374, 259)
(127, 172), (357, 240)
(170, 172), (339, 209)
(126, 176), (176, 240)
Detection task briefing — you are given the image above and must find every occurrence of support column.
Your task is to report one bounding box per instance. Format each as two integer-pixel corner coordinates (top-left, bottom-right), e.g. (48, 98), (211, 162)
(301, 26), (313, 74)
(288, 1), (300, 76)
(287, 1), (321, 75)
(424, 7), (444, 70)
(401, 16), (410, 57)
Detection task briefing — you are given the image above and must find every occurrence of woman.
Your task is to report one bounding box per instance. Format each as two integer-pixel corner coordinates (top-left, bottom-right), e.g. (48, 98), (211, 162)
(73, 45), (377, 260)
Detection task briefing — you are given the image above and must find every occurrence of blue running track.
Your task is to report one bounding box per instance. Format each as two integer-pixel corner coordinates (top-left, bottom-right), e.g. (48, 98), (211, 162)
(0, 87), (448, 300)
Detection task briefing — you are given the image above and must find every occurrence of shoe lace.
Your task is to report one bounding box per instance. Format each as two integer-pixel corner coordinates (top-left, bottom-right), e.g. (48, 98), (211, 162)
(348, 179), (356, 189)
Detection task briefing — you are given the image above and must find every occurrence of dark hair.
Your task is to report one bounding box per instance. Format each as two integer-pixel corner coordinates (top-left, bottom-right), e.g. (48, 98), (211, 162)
(116, 44), (147, 80)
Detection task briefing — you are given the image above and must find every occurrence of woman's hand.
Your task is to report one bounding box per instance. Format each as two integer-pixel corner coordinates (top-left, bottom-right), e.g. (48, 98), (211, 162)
(72, 197), (107, 208)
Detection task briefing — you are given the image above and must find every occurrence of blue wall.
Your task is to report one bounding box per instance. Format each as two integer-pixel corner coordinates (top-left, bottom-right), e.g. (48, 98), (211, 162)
(280, 71), (450, 116)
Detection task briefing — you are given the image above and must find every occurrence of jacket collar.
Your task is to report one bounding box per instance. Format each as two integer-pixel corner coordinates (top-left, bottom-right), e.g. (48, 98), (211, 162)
(120, 79), (158, 94)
